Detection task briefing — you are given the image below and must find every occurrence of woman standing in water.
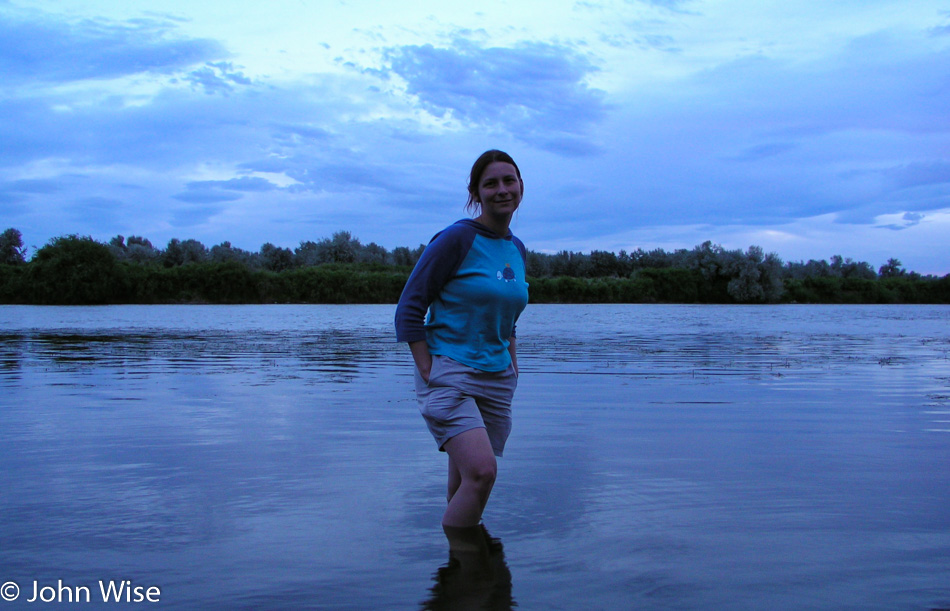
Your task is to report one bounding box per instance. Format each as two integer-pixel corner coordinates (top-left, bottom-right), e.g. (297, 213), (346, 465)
(395, 150), (528, 534)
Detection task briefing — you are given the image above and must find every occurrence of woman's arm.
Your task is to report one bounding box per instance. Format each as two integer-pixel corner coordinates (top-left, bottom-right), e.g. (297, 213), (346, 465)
(507, 336), (518, 376)
(394, 224), (471, 344)
(409, 340), (433, 382)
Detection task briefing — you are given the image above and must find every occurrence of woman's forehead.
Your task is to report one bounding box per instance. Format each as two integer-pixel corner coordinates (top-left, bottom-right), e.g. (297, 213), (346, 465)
(481, 162), (519, 179)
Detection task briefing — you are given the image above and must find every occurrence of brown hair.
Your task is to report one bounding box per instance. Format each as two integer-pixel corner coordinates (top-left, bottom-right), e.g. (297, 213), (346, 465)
(465, 149), (523, 215)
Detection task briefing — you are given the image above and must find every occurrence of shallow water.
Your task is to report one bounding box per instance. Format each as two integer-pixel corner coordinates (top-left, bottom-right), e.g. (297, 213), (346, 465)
(1, 304), (948, 610)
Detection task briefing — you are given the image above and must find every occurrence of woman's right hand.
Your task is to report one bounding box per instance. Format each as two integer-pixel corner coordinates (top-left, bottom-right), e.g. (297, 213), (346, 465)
(409, 340), (433, 383)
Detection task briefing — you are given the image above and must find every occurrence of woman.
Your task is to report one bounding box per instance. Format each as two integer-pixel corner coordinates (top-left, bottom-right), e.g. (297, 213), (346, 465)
(395, 149), (529, 531)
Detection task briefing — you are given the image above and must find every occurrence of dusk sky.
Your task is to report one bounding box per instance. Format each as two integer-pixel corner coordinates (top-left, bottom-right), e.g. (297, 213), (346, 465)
(1, 0), (948, 273)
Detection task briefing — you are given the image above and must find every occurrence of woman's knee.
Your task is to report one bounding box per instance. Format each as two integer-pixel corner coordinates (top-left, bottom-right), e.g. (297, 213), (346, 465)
(466, 459), (497, 489)
(444, 428), (497, 486)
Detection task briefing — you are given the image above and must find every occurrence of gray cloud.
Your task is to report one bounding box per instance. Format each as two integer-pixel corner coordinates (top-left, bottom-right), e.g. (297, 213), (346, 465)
(876, 211), (926, 231)
(930, 22), (950, 36)
(0, 11), (226, 86)
(0, 82), (280, 170)
(64, 196), (124, 226)
(687, 34), (950, 139)
(384, 39), (607, 155)
(0, 192), (27, 217)
(731, 142), (797, 162)
(181, 61), (253, 95)
(271, 124), (334, 145)
(185, 177), (279, 192)
(0, 99), (65, 165)
(887, 161), (950, 191)
(172, 191), (243, 203)
(625, 0), (700, 14)
(638, 34), (681, 52)
(606, 29), (950, 228)
(4, 178), (64, 194)
(169, 204), (224, 227)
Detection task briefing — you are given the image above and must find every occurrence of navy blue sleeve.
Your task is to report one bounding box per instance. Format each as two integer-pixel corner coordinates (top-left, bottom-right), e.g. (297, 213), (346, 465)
(512, 236), (527, 265)
(510, 235), (528, 340)
(394, 223), (476, 343)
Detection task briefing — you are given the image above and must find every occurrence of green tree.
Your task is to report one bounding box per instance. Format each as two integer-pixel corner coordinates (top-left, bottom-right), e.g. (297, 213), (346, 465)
(163, 238), (208, 267)
(391, 246), (414, 267)
(294, 240), (321, 267)
(127, 236), (160, 264)
(879, 258), (905, 278)
(28, 235), (121, 304)
(526, 250), (551, 278)
(759, 251), (785, 302)
(359, 242), (390, 265)
(323, 231), (360, 263)
(260, 242), (294, 271)
(589, 250), (620, 277)
(0, 228), (27, 265)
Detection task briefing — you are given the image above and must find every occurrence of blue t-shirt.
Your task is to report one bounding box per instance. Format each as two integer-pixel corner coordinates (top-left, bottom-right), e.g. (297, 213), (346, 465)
(394, 219), (529, 372)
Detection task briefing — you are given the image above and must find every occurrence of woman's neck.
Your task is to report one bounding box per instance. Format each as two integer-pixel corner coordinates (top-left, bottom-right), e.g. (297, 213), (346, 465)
(474, 213), (511, 237)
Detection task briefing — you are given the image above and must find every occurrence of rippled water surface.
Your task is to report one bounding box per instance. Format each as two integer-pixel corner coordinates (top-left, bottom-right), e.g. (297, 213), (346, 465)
(1, 304), (948, 610)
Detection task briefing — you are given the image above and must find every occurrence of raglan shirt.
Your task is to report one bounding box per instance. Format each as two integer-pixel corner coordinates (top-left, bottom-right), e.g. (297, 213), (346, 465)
(394, 219), (529, 372)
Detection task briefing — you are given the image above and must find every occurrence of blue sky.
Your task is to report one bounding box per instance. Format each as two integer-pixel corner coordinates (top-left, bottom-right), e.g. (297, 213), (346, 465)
(1, 0), (948, 273)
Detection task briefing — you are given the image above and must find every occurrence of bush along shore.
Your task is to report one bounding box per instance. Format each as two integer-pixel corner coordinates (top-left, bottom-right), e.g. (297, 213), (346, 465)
(1, 229), (947, 305)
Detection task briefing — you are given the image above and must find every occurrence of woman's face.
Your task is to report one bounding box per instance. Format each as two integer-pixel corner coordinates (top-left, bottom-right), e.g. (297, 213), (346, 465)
(476, 162), (523, 219)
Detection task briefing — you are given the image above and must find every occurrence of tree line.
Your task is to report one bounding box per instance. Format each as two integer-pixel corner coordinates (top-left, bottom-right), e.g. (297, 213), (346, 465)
(1, 227), (947, 305)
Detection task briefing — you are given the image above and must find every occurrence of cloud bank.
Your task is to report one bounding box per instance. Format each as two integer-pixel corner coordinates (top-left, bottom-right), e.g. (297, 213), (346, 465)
(0, 1), (947, 273)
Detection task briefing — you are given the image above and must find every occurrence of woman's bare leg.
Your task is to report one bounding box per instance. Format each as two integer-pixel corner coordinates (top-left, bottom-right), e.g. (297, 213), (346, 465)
(441, 428), (497, 528)
(447, 455), (462, 504)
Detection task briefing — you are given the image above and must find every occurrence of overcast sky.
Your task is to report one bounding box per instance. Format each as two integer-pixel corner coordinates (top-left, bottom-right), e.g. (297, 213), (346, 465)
(1, 0), (948, 273)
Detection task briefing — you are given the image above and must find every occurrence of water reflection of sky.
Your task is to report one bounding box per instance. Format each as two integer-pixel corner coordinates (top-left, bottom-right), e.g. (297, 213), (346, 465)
(0, 304), (948, 609)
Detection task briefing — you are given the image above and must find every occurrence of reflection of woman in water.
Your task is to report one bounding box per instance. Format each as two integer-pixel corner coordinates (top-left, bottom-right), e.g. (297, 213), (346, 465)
(420, 525), (514, 610)
(395, 150), (528, 535)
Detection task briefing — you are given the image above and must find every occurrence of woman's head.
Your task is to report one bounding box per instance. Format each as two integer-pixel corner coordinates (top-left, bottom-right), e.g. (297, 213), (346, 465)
(466, 150), (523, 215)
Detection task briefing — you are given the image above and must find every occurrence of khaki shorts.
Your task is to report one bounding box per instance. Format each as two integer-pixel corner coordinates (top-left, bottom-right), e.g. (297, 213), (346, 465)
(414, 355), (518, 457)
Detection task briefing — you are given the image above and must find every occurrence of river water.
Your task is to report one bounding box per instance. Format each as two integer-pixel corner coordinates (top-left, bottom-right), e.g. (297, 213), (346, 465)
(1, 304), (948, 610)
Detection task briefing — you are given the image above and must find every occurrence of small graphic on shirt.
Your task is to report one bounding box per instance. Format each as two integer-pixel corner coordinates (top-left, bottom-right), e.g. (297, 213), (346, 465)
(497, 263), (516, 282)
